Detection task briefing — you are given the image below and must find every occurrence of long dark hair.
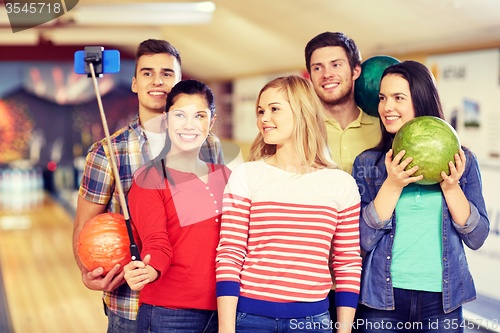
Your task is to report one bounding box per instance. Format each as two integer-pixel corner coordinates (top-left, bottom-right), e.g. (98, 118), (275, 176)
(372, 61), (445, 156)
(150, 79), (215, 186)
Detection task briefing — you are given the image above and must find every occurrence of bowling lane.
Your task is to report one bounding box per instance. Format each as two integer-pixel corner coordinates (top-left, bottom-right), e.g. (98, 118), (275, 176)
(0, 191), (107, 333)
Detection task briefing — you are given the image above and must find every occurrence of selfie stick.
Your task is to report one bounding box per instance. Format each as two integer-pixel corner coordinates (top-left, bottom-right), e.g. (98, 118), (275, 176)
(84, 55), (141, 262)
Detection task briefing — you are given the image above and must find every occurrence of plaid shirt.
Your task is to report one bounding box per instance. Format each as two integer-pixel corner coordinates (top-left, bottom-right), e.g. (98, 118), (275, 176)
(79, 115), (224, 320)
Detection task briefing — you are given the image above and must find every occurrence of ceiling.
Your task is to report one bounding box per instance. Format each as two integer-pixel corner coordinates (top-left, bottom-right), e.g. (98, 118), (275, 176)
(1, 0), (500, 81)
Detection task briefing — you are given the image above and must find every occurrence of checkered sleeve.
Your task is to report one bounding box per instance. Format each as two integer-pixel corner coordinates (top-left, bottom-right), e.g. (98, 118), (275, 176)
(201, 132), (225, 165)
(79, 140), (115, 206)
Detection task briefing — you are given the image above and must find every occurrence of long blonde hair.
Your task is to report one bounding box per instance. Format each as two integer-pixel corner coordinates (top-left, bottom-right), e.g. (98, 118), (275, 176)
(248, 75), (336, 172)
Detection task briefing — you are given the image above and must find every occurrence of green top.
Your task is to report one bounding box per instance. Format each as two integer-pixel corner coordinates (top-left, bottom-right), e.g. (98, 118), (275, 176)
(392, 183), (443, 292)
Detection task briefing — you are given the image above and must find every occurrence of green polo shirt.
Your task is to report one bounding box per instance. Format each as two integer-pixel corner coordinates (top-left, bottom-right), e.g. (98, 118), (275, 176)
(325, 109), (381, 174)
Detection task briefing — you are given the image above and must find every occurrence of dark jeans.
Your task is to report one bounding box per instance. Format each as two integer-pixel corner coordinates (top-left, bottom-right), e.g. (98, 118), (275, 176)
(235, 311), (331, 333)
(104, 302), (137, 333)
(137, 303), (218, 333)
(355, 288), (463, 333)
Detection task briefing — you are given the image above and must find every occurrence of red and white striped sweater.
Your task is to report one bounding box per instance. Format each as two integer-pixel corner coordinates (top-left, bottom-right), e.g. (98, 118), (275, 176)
(215, 160), (361, 318)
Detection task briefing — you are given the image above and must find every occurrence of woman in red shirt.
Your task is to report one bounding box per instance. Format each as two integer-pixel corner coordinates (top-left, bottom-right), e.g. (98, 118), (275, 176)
(124, 80), (231, 333)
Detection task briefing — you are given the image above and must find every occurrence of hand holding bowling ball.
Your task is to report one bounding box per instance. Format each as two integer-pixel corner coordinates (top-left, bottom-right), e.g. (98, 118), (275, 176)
(77, 213), (132, 276)
(392, 116), (461, 185)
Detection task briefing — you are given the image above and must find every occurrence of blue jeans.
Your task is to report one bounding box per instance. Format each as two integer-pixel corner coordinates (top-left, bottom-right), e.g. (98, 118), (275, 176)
(235, 311), (331, 333)
(104, 302), (137, 333)
(356, 288), (463, 333)
(137, 303), (218, 333)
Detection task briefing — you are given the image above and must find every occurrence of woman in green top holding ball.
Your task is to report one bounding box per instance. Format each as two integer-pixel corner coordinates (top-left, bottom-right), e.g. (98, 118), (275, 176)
(352, 61), (489, 333)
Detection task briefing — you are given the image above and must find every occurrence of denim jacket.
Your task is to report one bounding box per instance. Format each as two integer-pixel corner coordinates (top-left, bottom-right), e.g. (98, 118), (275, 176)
(352, 147), (489, 314)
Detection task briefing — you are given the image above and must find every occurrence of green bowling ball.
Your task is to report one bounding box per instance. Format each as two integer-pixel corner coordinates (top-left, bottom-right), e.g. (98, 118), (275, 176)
(392, 116), (461, 185)
(355, 55), (400, 117)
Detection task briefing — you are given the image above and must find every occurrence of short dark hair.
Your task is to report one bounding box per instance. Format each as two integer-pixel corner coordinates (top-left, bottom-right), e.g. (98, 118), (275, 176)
(305, 32), (361, 75)
(373, 60), (445, 154)
(134, 39), (181, 77)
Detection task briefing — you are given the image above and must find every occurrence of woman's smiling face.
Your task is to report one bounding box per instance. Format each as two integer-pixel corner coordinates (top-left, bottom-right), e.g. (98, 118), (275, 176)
(378, 74), (416, 134)
(256, 87), (295, 148)
(167, 93), (213, 155)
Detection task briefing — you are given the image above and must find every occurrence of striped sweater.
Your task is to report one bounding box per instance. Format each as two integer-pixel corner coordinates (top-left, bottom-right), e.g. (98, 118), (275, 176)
(215, 160), (361, 318)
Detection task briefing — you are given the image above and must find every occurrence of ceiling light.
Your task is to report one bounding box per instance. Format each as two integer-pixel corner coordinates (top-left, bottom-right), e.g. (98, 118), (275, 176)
(73, 2), (216, 26)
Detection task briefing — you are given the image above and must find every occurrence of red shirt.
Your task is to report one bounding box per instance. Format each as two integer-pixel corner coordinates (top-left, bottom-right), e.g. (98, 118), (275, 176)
(129, 162), (230, 310)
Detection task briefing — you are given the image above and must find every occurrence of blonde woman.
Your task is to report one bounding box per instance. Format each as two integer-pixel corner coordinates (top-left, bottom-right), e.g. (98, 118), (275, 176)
(216, 76), (362, 333)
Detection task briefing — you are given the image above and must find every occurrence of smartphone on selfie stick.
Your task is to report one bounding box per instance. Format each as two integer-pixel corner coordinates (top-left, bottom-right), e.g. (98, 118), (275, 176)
(74, 47), (120, 76)
(74, 46), (141, 262)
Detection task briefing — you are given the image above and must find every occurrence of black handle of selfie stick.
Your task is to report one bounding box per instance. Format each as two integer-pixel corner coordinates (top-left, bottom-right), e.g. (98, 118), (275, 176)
(126, 218), (141, 261)
(86, 60), (142, 262)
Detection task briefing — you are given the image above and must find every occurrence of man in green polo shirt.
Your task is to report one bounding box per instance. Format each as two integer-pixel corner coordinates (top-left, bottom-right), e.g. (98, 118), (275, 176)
(305, 32), (381, 174)
(305, 32), (382, 329)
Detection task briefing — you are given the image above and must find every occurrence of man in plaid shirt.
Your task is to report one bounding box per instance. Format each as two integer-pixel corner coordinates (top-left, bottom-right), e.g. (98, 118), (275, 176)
(72, 39), (224, 332)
